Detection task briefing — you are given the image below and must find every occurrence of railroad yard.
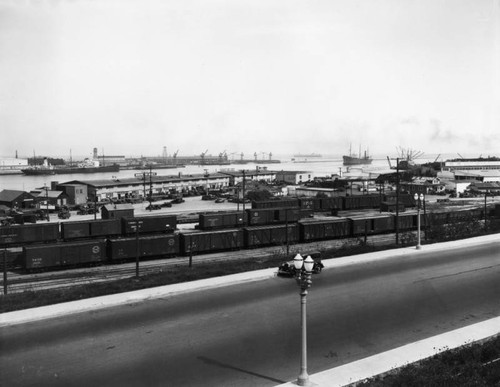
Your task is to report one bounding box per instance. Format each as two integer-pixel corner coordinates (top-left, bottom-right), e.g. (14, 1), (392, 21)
(2, 193), (499, 296)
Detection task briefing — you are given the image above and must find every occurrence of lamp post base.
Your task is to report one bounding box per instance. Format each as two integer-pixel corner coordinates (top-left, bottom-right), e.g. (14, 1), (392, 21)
(297, 374), (310, 386)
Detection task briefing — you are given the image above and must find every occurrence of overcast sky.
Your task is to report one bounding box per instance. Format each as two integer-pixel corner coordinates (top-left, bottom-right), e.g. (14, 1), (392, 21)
(1, 0), (499, 159)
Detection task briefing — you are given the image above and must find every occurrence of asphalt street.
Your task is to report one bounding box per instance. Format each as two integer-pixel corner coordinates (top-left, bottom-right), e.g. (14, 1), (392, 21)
(1, 241), (499, 386)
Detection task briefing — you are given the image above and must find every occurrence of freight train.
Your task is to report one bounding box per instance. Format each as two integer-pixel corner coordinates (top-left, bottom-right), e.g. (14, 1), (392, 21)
(0, 198), (495, 271)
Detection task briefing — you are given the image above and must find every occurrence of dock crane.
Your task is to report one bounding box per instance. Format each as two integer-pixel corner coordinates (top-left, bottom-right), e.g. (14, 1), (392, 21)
(254, 152), (258, 162)
(173, 149), (179, 165)
(219, 150), (227, 163)
(268, 152), (272, 161)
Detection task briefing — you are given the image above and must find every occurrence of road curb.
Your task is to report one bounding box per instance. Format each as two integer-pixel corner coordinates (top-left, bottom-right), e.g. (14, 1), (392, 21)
(0, 268), (277, 327)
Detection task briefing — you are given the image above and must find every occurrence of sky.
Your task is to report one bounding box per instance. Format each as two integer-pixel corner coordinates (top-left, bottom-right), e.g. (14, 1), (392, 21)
(0, 0), (499, 160)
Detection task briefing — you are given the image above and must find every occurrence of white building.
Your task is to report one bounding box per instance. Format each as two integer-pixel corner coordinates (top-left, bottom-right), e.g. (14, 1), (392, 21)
(275, 170), (314, 185)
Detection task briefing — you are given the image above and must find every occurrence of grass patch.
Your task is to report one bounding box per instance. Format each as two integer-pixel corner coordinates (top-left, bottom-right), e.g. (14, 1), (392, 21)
(362, 335), (500, 386)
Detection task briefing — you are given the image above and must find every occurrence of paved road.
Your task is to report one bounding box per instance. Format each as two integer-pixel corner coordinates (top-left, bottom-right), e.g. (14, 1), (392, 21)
(1, 241), (499, 386)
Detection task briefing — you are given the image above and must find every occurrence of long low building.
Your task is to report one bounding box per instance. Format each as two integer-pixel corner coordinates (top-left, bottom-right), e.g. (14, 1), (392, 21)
(57, 173), (234, 204)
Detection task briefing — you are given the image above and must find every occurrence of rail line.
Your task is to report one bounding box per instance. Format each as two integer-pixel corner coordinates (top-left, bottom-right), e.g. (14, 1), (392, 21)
(2, 232), (405, 294)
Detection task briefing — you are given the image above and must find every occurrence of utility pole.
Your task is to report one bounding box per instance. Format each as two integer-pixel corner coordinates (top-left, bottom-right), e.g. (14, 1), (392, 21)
(3, 247), (7, 295)
(395, 158), (400, 245)
(135, 170), (157, 210)
(149, 165), (153, 211)
(241, 170), (246, 213)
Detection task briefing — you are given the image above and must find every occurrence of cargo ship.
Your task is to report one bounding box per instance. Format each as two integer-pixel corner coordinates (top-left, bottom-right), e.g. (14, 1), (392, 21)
(343, 145), (372, 166)
(21, 159), (120, 175)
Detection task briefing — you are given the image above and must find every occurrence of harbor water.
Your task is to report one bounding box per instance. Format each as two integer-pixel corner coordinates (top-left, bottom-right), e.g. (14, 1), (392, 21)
(0, 154), (444, 193)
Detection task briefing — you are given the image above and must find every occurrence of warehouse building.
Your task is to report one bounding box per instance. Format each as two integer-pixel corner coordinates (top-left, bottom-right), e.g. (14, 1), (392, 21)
(58, 172), (232, 204)
(218, 168), (277, 185)
(0, 190), (36, 209)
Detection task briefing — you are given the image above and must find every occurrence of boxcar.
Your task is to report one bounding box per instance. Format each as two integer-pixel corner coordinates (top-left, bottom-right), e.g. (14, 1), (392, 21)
(243, 224), (299, 248)
(107, 234), (179, 261)
(23, 244), (61, 269)
(320, 197), (343, 211)
(275, 208), (302, 223)
(426, 211), (449, 226)
(343, 195), (381, 210)
(298, 218), (351, 241)
(349, 215), (394, 235)
(245, 209), (276, 226)
(251, 198), (299, 209)
(61, 221), (91, 240)
(0, 223), (59, 246)
(122, 215), (177, 234)
(384, 193), (416, 208)
(394, 213), (416, 230)
(198, 212), (247, 230)
(23, 239), (107, 269)
(180, 229), (244, 254)
(89, 219), (122, 237)
(298, 197), (321, 211)
(60, 239), (107, 265)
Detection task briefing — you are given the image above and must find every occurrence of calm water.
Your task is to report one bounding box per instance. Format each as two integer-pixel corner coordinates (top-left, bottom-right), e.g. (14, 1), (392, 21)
(0, 153), (446, 192)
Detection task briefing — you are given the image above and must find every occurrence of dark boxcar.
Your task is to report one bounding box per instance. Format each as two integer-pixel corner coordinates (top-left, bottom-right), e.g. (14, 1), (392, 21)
(320, 197), (343, 211)
(385, 193), (416, 208)
(0, 223), (59, 246)
(349, 215), (395, 235)
(180, 229), (243, 254)
(298, 197), (321, 211)
(107, 234), (179, 261)
(122, 215), (177, 234)
(427, 211), (449, 226)
(448, 208), (481, 223)
(299, 218), (350, 241)
(245, 209), (276, 226)
(198, 212), (247, 230)
(60, 239), (107, 265)
(243, 224), (299, 248)
(89, 219), (122, 237)
(380, 201), (405, 213)
(395, 213), (416, 230)
(372, 215), (395, 233)
(61, 221), (91, 240)
(251, 198), (299, 209)
(343, 195), (380, 210)
(23, 244), (62, 269)
(275, 208), (301, 223)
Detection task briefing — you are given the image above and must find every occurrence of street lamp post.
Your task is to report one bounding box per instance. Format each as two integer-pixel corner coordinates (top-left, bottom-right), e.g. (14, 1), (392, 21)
(414, 193), (424, 249)
(293, 254), (315, 386)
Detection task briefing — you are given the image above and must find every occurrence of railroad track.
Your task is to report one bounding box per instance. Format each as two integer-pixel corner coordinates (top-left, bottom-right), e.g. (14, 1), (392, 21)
(1, 232), (415, 294)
